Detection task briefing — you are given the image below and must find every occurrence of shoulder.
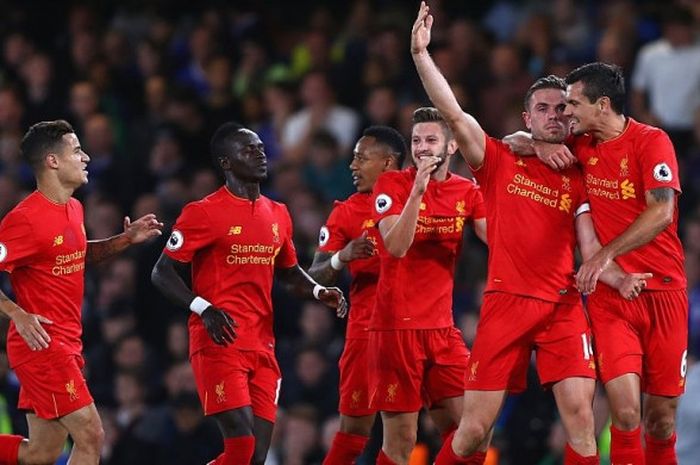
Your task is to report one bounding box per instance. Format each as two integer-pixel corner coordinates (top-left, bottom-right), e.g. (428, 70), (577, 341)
(448, 173), (480, 190)
(377, 168), (413, 185)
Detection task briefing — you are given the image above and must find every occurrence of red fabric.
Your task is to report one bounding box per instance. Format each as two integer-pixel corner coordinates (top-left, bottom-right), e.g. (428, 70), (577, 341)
(467, 294), (594, 393)
(318, 193), (382, 339)
(338, 339), (376, 416)
(434, 433), (486, 465)
(0, 191), (86, 368)
(645, 432), (677, 465)
(191, 347), (280, 421)
(376, 450), (398, 465)
(371, 168), (484, 330)
(564, 443), (599, 465)
(322, 431), (369, 465)
(0, 435), (22, 465)
(475, 136), (586, 304)
(164, 187), (297, 355)
(610, 425), (644, 465)
(588, 287), (688, 396)
(214, 436), (254, 465)
(572, 118), (685, 290)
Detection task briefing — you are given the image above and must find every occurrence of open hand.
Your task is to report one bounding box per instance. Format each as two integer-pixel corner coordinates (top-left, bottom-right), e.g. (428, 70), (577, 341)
(318, 287), (348, 318)
(411, 1), (433, 55)
(338, 231), (375, 262)
(124, 214), (164, 244)
(13, 310), (52, 351)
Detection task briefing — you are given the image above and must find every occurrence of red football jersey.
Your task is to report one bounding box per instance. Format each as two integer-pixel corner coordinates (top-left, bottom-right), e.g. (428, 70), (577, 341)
(571, 118), (686, 290)
(318, 192), (382, 339)
(164, 187), (298, 355)
(475, 137), (587, 304)
(0, 191), (86, 368)
(371, 167), (485, 330)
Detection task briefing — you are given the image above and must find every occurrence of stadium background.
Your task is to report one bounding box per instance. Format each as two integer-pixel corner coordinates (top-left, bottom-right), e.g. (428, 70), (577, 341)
(0, 0), (699, 464)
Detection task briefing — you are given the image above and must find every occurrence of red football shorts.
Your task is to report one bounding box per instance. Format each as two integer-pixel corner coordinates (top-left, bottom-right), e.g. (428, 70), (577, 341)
(587, 286), (688, 396)
(338, 338), (376, 417)
(190, 347), (281, 422)
(368, 327), (469, 413)
(15, 353), (93, 420)
(467, 292), (596, 393)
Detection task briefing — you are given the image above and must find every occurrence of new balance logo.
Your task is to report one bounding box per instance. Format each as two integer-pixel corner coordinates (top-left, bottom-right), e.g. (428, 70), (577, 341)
(228, 226), (242, 235)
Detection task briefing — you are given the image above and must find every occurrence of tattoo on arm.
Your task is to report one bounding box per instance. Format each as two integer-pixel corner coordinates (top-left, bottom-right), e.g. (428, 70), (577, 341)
(650, 187), (674, 202)
(86, 236), (129, 264)
(308, 251), (338, 286)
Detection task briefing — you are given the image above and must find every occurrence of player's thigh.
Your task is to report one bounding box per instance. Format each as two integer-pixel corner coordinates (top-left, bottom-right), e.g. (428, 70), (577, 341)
(57, 402), (104, 449)
(252, 415), (274, 465)
(19, 413), (68, 464)
(212, 406), (254, 437)
(423, 327), (468, 411)
(339, 413), (376, 436)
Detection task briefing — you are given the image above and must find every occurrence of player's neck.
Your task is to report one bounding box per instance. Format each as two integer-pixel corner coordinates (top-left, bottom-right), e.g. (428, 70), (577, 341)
(36, 178), (74, 204)
(594, 113), (628, 142)
(226, 179), (260, 201)
(431, 163), (449, 182)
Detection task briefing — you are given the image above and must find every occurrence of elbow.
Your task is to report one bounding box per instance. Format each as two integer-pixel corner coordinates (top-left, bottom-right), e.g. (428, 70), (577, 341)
(386, 243), (408, 258)
(150, 265), (163, 290)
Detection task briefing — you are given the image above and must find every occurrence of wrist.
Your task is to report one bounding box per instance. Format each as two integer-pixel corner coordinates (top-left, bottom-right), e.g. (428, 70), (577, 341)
(189, 296), (211, 316)
(312, 284), (326, 300)
(330, 252), (345, 270)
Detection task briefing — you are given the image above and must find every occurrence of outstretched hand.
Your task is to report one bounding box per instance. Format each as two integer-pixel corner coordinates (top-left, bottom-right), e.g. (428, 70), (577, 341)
(124, 214), (164, 244)
(411, 1), (433, 55)
(318, 287), (348, 319)
(201, 306), (238, 346)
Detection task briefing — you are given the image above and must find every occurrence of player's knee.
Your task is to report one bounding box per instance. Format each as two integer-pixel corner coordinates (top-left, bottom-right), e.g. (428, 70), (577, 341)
(563, 402), (594, 431)
(454, 420), (489, 455)
(384, 427), (417, 462)
(644, 414), (675, 439)
(612, 404), (641, 430)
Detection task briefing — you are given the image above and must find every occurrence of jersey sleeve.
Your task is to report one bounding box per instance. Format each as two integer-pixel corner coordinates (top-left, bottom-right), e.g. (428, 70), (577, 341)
(275, 205), (298, 269)
(0, 211), (39, 273)
(318, 202), (349, 253)
(372, 172), (407, 223)
(466, 183), (486, 220)
(163, 203), (214, 263)
(638, 129), (681, 193)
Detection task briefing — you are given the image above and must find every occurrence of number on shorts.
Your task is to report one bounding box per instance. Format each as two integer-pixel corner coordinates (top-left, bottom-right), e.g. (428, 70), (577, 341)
(581, 333), (593, 360)
(681, 350), (688, 378)
(274, 377), (282, 405)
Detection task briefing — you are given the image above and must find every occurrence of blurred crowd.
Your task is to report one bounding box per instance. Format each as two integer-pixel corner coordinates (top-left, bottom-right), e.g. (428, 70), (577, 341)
(0, 0), (699, 464)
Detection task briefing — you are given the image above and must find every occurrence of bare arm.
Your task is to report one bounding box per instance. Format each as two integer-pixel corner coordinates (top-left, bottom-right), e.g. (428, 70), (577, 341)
(576, 188), (674, 292)
(411, 2), (485, 168)
(575, 212), (651, 298)
(308, 231), (375, 285)
(379, 156), (438, 258)
(151, 252), (237, 346)
(502, 131), (576, 170)
(276, 265), (347, 317)
(87, 214), (163, 264)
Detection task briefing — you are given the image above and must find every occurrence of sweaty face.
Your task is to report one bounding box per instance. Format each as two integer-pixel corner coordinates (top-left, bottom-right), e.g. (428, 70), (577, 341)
(565, 81), (601, 136)
(411, 122), (450, 168)
(349, 136), (393, 193)
(227, 129), (268, 182)
(55, 133), (90, 188)
(524, 88), (569, 143)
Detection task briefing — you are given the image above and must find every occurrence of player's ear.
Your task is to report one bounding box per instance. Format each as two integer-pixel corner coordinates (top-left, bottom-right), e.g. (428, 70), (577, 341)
(45, 152), (60, 169)
(523, 111), (532, 130)
(447, 138), (458, 155)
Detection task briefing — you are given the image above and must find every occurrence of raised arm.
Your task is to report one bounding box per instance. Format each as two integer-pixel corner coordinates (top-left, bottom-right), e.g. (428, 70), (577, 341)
(87, 214), (163, 264)
(410, 2), (485, 168)
(576, 188), (674, 292)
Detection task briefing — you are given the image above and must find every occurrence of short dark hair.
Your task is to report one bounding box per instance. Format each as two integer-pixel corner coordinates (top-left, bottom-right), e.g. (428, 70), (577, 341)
(362, 125), (407, 167)
(210, 121), (245, 166)
(565, 62), (626, 114)
(412, 107), (452, 139)
(524, 75), (566, 111)
(20, 120), (75, 170)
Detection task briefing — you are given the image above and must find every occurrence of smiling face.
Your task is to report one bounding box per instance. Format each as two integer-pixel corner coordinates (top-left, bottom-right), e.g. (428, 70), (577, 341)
(523, 88), (569, 143)
(410, 121), (454, 169)
(564, 81), (601, 136)
(54, 133), (90, 188)
(223, 128), (268, 182)
(349, 136), (394, 193)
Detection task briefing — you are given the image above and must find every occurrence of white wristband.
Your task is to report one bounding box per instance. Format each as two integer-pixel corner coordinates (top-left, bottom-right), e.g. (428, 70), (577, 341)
(189, 296), (212, 316)
(313, 284), (326, 300)
(330, 252), (345, 270)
